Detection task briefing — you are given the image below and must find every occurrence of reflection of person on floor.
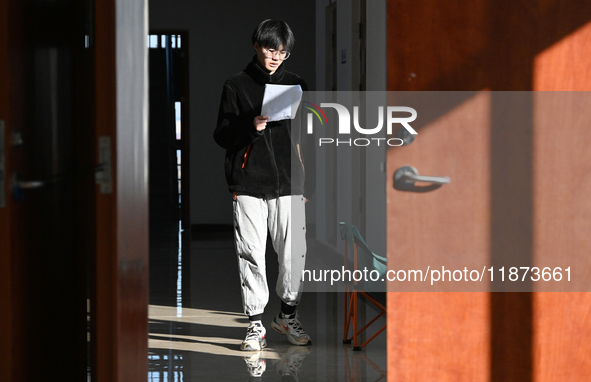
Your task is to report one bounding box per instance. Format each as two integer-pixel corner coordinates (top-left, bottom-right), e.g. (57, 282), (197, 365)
(243, 352), (266, 379)
(214, 19), (311, 352)
(275, 346), (311, 381)
(243, 346), (311, 381)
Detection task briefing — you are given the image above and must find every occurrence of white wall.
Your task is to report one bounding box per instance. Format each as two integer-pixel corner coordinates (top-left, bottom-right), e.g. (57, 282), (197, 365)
(314, 0), (387, 256)
(149, 1), (316, 225)
(364, 0), (387, 256)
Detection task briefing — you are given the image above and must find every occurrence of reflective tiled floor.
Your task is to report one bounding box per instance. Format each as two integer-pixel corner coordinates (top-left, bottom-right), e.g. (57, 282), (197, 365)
(148, 228), (387, 381)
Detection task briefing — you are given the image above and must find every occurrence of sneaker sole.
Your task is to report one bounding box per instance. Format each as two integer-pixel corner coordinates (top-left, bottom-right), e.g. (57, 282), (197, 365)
(271, 320), (312, 346)
(241, 338), (267, 351)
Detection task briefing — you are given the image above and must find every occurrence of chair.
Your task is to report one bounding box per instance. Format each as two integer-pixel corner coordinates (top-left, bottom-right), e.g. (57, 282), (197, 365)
(339, 222), (387, 351)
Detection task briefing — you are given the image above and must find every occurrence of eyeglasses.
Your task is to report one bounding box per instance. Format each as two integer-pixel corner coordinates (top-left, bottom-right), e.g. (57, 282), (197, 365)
(262, 47), (291, 60)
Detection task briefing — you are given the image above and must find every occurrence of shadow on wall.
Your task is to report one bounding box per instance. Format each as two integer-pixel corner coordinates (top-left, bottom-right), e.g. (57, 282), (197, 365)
(386, 1), (591, 381)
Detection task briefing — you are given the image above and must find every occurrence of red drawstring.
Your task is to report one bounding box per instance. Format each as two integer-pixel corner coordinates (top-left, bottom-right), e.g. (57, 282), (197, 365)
(242, 145), (252, 169)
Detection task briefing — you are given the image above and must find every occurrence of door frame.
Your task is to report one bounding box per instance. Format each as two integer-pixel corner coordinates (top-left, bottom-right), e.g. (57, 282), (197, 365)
(93, 0), (150, 381)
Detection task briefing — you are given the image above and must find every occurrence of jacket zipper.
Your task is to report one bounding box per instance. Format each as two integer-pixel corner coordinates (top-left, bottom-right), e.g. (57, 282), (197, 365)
(268, 73), (281, 193)
(242, 74), (270, 170)
(242, 71), (279, 190)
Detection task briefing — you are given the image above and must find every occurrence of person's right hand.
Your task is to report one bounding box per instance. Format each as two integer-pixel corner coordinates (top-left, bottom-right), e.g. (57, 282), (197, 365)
(254, 115), (270, 132)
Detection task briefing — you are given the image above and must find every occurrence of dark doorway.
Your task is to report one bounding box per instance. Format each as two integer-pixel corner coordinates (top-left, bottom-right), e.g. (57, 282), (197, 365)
(148, 31), (191, 307)
(148, 32), (190, 235)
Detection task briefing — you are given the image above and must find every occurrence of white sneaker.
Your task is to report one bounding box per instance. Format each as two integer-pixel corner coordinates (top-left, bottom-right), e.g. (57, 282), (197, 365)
(243, 351), (266, 377)
(241, 322), (267, 351)
(271, 312), (312, 346)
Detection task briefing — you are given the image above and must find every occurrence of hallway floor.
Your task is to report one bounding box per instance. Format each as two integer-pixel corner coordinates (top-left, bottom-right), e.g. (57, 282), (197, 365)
(148, 228), (387, 381)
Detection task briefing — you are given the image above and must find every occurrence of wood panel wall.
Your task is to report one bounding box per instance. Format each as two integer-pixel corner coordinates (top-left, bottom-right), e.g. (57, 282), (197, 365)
(387, 1), (591, 381)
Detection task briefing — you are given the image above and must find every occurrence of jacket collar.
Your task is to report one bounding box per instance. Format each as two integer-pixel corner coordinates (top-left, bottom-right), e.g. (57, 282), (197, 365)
(244, 55), (286, 85)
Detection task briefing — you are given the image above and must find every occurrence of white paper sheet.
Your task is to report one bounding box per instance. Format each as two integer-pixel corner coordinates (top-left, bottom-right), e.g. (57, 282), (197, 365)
(260, 84), (303, 122)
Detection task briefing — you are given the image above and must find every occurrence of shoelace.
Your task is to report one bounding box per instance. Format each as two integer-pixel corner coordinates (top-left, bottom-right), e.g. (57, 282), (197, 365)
(245, 324), (264, 341)
(286, 318), (305, 335)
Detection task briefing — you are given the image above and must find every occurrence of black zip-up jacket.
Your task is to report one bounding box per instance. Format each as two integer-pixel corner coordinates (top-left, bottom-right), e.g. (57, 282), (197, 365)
(214, 57), (307, 196)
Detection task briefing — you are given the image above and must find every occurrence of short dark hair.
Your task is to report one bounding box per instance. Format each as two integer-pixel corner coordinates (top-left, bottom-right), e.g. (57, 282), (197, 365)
(251, 19), (295, 52)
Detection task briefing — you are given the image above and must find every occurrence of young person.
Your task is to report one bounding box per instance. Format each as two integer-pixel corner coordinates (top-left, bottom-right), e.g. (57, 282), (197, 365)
(214, 19), (310, 351)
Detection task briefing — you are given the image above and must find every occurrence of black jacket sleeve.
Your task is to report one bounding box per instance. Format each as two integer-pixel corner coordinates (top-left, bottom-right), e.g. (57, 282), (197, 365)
(213, 83), (264, 151)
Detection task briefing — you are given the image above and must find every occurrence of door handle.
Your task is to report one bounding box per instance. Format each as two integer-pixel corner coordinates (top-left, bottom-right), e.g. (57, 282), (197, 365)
(394, 165), (450, 191)
(15, 178), (45, 189)
(10, 173), (45, 202)
(12, 172), (45, 190)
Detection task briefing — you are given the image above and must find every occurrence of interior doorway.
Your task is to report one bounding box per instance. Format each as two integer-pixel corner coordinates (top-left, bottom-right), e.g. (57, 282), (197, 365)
(148, 32), (190, 235)
(148, 31), (192, 308)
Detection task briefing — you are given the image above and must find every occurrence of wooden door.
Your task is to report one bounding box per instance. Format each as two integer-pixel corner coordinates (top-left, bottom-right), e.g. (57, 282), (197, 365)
(0, 1), (149, 381)
(386, 1), (591, 381)
(0, 1), (92, 380)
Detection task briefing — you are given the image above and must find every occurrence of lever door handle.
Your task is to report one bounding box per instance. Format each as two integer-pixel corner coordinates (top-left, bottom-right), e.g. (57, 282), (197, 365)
(394, 166), (450, 190)
(17, 180), (45, 189)
(12, 173), (45, 190)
